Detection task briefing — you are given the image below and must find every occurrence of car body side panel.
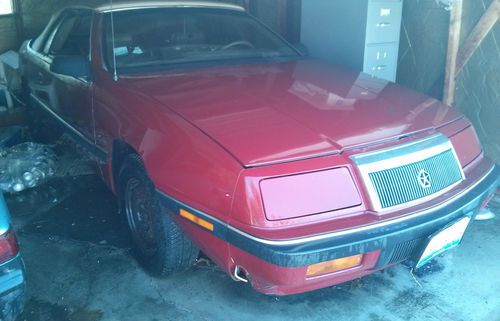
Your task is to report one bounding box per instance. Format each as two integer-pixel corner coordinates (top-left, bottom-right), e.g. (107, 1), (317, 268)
(89, 13), (243, 269)
(23, 9), (95, 140)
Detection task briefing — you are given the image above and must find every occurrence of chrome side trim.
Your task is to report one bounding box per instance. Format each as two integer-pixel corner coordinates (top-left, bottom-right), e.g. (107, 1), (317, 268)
(97, 2), (245, 13)
(30, 93), (108, 162)
(350, 133), (465, 212)
(160, 164), (495, 247)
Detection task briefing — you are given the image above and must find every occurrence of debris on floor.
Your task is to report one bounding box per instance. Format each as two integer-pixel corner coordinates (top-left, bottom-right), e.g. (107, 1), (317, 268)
(0, 125), (25, 148)
(19, 298), (103, 321)
(53, 135), (96, 177)
(475, 208), (496, 221)
(412, 259), (444, 278)
(487, 190), (500, 212)
(0, 142), (56, 193)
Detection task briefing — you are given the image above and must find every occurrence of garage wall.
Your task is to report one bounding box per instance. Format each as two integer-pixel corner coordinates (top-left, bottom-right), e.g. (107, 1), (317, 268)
(247, 0), (301, 43)
(0, 14), (19, 52)
(20, 0), (105, 39)
(454, 0), (500, 164)
(397, 0), (500, 164)
(0, 0), (108, 52)
(396, 0), (450, 99)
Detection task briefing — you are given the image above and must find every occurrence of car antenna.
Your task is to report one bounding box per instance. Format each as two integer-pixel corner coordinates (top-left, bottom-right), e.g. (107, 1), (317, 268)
(110, 0), (118, 81)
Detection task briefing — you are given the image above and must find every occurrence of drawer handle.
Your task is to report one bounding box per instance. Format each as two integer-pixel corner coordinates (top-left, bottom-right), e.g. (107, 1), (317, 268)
(376, 51), (389, 60)
(373, 65), (387, 71)
(376, 22), (391, 28)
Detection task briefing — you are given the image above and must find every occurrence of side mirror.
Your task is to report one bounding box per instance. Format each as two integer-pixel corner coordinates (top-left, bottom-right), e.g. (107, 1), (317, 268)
(51, 55), (90, 79)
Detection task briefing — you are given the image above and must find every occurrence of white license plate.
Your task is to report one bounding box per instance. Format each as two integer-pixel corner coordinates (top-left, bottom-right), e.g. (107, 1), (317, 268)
(416, 217), (471, 269)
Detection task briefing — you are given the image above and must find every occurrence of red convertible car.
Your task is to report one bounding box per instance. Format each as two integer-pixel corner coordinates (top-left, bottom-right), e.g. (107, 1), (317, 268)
(21, 1), (499, 295)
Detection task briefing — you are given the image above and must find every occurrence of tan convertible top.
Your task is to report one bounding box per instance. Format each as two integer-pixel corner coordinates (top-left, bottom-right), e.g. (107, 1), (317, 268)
(94, 1), (245, 13)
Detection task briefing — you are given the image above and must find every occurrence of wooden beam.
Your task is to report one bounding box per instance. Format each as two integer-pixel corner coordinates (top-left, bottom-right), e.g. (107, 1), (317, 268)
(456, 0), (500, 74)
(277, 0), (289, 38)
(286, 0), (302, 44)
(443, 0), (463, 106)
(245, 0), (258, 16)
(13, 0), (25, 48)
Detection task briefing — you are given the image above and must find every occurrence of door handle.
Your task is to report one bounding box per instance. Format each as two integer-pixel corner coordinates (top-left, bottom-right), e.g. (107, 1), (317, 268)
(376, 51), (389, 60)
(376, 22), (391, 28)
(373, 65), (387, 71)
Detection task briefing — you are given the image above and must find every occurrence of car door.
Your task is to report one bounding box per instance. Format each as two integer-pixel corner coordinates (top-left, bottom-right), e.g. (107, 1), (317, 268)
(25, 9), (95, 143)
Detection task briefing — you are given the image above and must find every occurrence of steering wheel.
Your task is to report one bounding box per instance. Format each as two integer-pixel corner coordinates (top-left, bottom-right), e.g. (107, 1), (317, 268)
(220, 40), (255, 51)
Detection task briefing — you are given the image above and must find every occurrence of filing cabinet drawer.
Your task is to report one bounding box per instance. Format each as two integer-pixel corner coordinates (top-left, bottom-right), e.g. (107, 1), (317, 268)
(366, 0), (403, 44)
(363, 43), (399, 81)
(301, 0), (403, 82)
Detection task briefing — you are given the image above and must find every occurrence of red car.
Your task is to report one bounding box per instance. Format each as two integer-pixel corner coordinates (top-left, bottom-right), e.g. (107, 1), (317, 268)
(21, 2), (499, 295)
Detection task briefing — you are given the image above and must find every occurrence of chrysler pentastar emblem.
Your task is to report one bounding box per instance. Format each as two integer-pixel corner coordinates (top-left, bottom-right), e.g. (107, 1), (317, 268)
(418, 169), (431, 189)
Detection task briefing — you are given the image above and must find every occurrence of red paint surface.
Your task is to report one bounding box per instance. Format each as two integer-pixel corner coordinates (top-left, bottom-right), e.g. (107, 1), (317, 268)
(449, 126), (482, 167)
(124, 62), (464, 167)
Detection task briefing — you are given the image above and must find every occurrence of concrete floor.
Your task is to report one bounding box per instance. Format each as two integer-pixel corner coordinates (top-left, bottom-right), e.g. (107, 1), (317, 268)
(6, 169), (500, 321)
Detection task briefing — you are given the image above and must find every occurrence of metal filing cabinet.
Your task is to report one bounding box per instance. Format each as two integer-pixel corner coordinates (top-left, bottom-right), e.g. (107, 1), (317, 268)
(301, 0), (403, 82)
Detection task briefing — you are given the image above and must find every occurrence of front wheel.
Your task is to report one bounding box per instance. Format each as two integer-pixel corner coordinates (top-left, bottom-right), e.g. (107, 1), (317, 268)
(118, 154), (199, 276)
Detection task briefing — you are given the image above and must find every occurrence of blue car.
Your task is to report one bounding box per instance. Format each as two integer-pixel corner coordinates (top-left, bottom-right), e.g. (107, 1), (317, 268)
(0, 193), (25, 321)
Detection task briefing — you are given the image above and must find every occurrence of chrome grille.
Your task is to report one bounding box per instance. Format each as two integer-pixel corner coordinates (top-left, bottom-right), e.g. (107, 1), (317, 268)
(369, 150), (463, 208)
(350, 134), (465, 211)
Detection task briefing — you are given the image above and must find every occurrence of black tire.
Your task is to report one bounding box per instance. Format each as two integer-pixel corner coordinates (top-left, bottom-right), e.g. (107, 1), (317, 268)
(118, 154), (199, 276)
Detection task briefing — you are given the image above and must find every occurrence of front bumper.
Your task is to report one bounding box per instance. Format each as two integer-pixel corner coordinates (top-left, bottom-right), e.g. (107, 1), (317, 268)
(228, 164), (499, 295)
(0, 255), (26, 321)
(159, 162), (499, 295)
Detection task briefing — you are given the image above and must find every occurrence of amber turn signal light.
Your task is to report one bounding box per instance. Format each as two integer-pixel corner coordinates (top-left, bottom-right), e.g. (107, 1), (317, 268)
(179, 209), (214, 232)
(306, 254), (363, 277)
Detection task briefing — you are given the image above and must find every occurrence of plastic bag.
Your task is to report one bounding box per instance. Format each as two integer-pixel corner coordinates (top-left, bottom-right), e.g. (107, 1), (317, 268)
(0, 143), (57, 193)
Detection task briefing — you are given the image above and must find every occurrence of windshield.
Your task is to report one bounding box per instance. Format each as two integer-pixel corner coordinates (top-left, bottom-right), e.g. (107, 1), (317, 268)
(103, 8), (299, 73)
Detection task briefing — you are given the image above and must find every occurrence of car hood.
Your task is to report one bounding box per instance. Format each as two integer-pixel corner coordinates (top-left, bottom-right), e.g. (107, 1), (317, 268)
(126, 59), (462, 167)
